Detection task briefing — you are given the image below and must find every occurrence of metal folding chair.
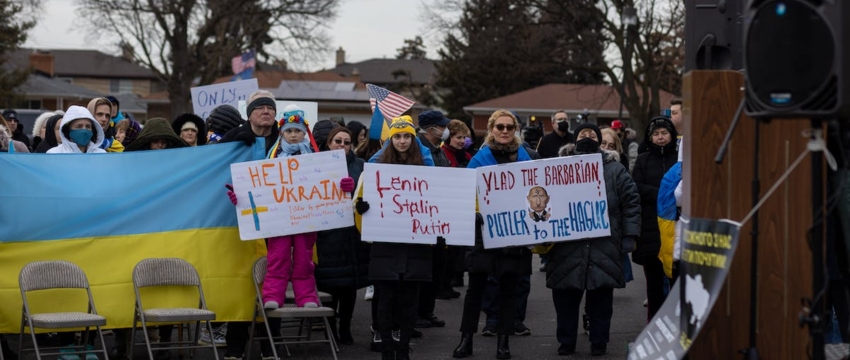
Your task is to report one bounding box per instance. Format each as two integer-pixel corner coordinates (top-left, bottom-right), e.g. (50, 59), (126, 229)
(18, 260), (109, 360)
(131, 258), (219, 360)
(246, 257), (338, 360)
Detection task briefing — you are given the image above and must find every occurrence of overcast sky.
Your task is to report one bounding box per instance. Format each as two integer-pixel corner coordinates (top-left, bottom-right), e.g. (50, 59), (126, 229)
(24, 0), (443, 71)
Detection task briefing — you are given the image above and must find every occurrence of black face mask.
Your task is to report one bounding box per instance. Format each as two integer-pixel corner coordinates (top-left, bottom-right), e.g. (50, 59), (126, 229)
(557, 121), (570, 133)
(575, 138), (599, 154)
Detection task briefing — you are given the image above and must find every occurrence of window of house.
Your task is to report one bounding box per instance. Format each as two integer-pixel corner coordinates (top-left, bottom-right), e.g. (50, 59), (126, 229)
(109, 79), (134, 94)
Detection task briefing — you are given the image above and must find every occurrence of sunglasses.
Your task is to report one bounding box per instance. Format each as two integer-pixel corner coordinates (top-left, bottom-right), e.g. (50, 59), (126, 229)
(494, 124), (517, 132)
(333, 138), (352, 145)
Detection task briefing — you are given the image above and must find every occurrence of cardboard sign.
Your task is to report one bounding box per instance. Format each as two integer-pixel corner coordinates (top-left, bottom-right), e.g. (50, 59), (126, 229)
(476, 154), (610, 249)
(191, 78), (258, 119)
(229, 150), (353, 240)
(360, 163), (476, 245)
(237, 100), (319, 131)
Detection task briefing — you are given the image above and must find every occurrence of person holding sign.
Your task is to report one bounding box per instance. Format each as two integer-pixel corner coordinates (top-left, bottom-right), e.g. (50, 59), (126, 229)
(356, 116), (434, 360)
(546, 123), (641, 356)
(454, 109), (534, 360)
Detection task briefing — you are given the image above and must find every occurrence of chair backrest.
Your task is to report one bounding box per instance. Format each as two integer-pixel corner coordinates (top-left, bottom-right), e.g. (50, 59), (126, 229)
(133, 258), (200, 288)
(19, 261), (89, 292)
(252, 257), (267, 285)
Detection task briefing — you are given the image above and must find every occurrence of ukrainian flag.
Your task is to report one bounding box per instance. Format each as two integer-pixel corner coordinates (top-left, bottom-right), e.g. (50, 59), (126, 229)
(657, 161), (682, 278)
(0, 143), (265, 332)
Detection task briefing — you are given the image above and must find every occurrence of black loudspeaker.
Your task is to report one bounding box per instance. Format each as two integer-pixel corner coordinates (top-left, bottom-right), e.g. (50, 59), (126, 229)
(684, 0), (744, 72)
(744, 0), (850, 119)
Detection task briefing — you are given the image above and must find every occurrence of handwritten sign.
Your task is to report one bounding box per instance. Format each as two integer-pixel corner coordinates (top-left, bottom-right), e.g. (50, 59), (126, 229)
(476, 154), (610, 249)
(360, 163), (476, 245)
(237, 100), (319, 131)
(191, 78), (258, 119)
(229, 150), (353, 240)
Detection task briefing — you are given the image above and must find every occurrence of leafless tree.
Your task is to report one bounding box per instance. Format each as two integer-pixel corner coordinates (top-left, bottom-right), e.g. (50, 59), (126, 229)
(77, 0), (339, 116)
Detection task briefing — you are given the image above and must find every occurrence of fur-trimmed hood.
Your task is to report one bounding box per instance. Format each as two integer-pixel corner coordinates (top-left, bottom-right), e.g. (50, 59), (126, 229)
(558, 143), (620, 163)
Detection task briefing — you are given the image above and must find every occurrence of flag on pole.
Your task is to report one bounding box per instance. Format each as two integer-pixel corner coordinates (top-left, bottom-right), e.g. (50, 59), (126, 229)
(367, 84), (415, 119)
(232, 50), (257, 75)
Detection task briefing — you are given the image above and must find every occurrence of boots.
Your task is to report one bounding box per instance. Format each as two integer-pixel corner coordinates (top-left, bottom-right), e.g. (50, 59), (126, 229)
(396, 344), (410, 360)
(496, 335), (511, 359)
(452, 333), (473, 358)
(338, 319), (354, 345)
(382, 341), (396, 360)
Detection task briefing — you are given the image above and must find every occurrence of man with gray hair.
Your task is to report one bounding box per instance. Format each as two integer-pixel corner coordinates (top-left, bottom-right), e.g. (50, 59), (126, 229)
(220, 90), (279, 154)
(536, 110), (574, 159)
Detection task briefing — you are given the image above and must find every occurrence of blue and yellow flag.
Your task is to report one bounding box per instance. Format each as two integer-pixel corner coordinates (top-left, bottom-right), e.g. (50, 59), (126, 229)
(657, 161), (682, 278)
(0, 143), (266, 332)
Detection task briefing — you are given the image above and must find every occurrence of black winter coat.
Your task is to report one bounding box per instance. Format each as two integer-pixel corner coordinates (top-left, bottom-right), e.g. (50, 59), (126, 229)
(546, 146), (641, 290)
(220, 121), (280, 155)
(315, 151), (370, 289)
(631, 140), (678, 264)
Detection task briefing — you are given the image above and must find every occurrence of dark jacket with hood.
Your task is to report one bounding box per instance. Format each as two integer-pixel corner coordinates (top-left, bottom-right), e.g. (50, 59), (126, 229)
(221, 120), (280, 155)
(125, 118), (188, 151)
(172, 113), (207, 145)
(312, 120), (339, 152)
(315, 150), (370, 289)
(546, 144), (641, 291)
(417, 133), (450, 167)
(631, 117), (679, 263)
(466, 135), (534, 276)
(34, 115), (63, 153)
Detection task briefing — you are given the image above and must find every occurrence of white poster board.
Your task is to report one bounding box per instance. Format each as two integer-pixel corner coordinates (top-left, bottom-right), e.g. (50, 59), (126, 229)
(361, 163), (476, 245)
(238, 100), (319, 131)
(191, 79), (258, 119)
(229, 150), (353, 240)
(476, 154), (610, 249)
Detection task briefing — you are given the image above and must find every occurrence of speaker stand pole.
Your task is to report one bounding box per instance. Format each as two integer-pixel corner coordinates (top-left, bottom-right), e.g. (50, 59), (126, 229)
(810, 118), (826, 360)
(743, 118), (761, 360)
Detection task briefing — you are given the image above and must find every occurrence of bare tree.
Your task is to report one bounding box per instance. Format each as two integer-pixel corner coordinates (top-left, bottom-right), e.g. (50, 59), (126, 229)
(2, 0), (41, 107)
(76, 0), (339, 116)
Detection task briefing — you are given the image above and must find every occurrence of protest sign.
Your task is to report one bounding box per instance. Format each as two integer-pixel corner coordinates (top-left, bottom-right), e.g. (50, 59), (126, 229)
(360, 163), (476, 245)
(476, 154), (610, 249)
(229, 150), (353, 240)
(238, 100), (319, 131)
(191, 78), (258, 119)
(627, 217), (741, 360)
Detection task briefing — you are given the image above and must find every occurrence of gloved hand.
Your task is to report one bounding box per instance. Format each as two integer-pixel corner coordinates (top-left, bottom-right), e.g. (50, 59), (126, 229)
(621, 236), (637, 253)
(234, 132), (256, 146)
(437, 236), (447, 247)
(475, 212), (484, 227)
(340, 177), (355, 192)
(225, 184), (237, 205)
(355, 197), (370, 215)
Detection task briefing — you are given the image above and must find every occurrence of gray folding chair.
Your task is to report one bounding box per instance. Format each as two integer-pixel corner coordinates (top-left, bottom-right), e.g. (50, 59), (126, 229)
(131, 258), (219, 360)
(246, 257), (338, 360)
(18, 260), (109, 360)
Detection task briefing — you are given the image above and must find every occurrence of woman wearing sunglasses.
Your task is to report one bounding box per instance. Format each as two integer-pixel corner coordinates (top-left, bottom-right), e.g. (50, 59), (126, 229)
(453, 109), (534, 360)
(314, 127), (370, 346)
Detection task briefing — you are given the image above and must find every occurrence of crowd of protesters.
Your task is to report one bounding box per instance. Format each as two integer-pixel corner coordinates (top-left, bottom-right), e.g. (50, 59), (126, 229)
(0, 92), (689, 360)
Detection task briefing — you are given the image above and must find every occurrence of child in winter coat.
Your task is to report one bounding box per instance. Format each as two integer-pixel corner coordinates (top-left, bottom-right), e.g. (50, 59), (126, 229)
(228, 106), (355, 309)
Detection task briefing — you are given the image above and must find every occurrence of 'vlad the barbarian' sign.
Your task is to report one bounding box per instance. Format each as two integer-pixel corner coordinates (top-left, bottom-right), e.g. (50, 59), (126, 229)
(476, 154), (610, 249)
(360, 163), (476, 246)
(229, 150), (354, 240)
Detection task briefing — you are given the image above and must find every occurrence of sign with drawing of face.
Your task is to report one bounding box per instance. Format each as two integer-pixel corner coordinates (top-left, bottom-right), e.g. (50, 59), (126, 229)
(476, 154), (611, 249)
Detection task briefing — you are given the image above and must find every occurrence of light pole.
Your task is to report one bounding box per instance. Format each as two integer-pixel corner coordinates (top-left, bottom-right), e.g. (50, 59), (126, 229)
(618, 6), (638, 120)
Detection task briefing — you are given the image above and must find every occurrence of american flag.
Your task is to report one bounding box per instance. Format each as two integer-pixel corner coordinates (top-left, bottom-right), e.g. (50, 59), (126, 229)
(232, 50), (257, 75)
(367, 84), (415, 119)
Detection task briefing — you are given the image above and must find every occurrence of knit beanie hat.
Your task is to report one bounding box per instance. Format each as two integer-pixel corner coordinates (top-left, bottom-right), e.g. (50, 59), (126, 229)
(280, 107), (308, 133)
(388, 116), (416, 138)
(573, 122), (602, 142)
(247, 97), (276, 118)
(182, 122), (198, 131)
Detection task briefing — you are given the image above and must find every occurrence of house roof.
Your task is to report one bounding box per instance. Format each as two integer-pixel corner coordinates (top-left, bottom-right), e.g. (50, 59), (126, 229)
(213, 70), (365, 89)
(331, 59), (437, 85)
(273, 81), (370, 101)
(463, 83), (676, 118)
(12, 48), (157, 79)
(17, 74), (104, 99)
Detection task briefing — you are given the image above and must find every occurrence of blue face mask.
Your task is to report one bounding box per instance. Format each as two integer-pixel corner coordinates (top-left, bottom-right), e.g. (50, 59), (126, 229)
(69, 129), (93, 147)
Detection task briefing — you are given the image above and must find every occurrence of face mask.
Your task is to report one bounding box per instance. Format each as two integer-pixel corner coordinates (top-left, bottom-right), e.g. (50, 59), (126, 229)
(69, 129), (93, 147)
(557, 121), (570, 132)
(575, 137), (599, 154)
(432, 127), (449, 141)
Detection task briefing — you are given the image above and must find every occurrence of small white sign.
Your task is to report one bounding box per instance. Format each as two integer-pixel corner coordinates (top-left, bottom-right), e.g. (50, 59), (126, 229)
(360, 163), (476, 246)
(191, 79), (259, 119)
(230, 150), (353, 240)
(476, 154), (611, 249)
